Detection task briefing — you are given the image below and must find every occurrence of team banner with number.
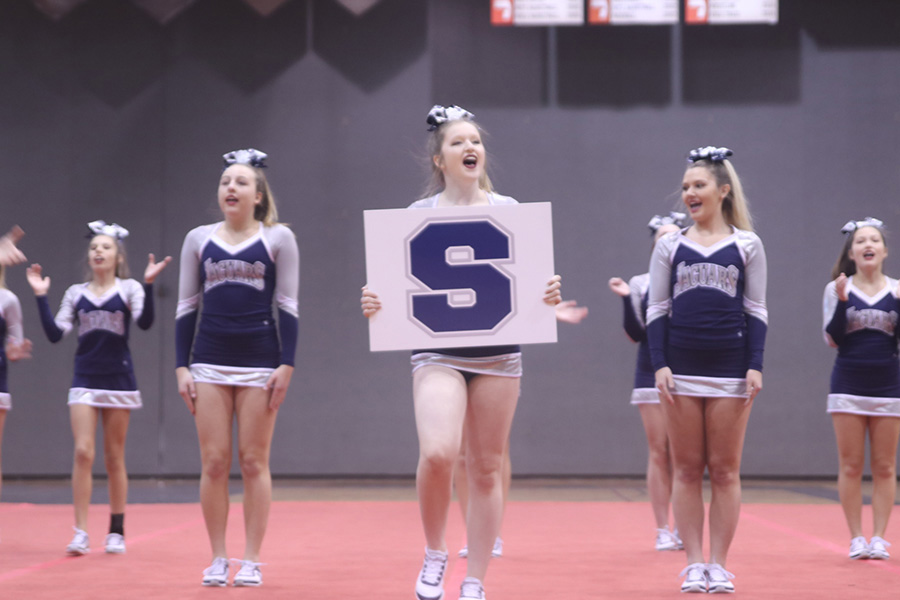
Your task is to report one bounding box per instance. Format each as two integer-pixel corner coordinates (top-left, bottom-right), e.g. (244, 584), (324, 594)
(588, 0), (678, 25)
(491, 0), (584, 26)
(685, 0), (778, 24)
(364, 203), (557, 352)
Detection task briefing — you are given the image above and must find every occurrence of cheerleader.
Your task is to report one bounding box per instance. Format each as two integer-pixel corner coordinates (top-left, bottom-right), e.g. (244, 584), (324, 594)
(25, 221), (170, 556)
(0, 263), (32, 502)
(647, 147), (767, 593)
(608, 212), (685, 552)
(824, 217), (900, 560)
(361, 105), (561, 600)
(175, 149), (299, 587)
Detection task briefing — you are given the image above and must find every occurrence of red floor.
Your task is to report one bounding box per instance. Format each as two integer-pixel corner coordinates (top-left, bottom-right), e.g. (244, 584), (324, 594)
(0, 501), (898, 599)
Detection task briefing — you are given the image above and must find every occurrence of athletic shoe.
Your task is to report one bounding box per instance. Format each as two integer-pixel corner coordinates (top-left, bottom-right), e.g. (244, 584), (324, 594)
(679, 562), (707, 593)
(415, 547), (448, 600)
(459, 576), (486, 600)
(66, 527), (90, 556)
(232, 560), (264, 587)
(849, 536), (869, 559)
(201, 557), (230, 587)
(104, 533), (126, 554)
(458, 537), (503, 559)
(656, 527), (683, 551)
(706, 563), (735, 594)
(868, 536), (891, 560)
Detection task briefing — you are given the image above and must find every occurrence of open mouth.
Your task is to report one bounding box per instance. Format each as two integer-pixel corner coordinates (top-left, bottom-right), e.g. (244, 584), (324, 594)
(463, 155), (478, 168)
(863, 251), (875, 259)
(687, 200), (701, 212)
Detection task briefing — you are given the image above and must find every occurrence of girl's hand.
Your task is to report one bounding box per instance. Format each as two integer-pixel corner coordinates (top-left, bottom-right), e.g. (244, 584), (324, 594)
(555, 300), (588, 324)
(746, 369), (762, 405)
(144, 253), (173, 284)
(264, 364), (294, 410)
(544, 275), (562, 306)
(176, 367), (197, 415)
(0, 226), (26, 266)
(361, 286), (381, 318)
(5, 338), (32, 361)
(835, 272), (849, 301)
(655, 367), (675, 405)
(608, 277), (630, 297)
(25, 264), (50, 296)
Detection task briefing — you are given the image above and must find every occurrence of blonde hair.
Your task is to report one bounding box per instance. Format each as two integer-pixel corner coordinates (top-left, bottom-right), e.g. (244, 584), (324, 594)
(85, 234), (130, 281)
(250, 166), (279, 226)
(687, 159), (753, 232)
(0, 264), (5, 289)
(423, 119), (494, 198)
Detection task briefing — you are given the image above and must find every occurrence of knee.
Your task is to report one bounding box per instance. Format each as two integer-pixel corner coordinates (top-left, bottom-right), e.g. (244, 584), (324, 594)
(73, 443), (95, 467)
(465, 454), (503, 494)
(870, 457), (896, 481)
(238, 450), (269, 480)
(707, 463), (740, 487)
(647, 442), (671, 469)
(419, 445), (457, 478)
(202, 453), (231, 480)
(673, 459), (705, 485)
(104, 451), (126, 473)
(839, 458), (865, 480)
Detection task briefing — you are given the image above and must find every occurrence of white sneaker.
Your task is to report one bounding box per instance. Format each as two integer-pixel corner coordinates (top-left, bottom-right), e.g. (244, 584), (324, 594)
(656, 527), (683, 551)
(706, 563), (735, 594)
(869, 536), (891, 560)
(849, 536), (869, 559)
(679, 562), (707, 593)
(232, 559), (264, 587)
(415, 547), (448, 600)
(104, 533), (126, 554)
(459, 576), (486, 600)
(458, 537), (503, 559)
(201, 557), (230, 587)
(66, 527), (90, 556)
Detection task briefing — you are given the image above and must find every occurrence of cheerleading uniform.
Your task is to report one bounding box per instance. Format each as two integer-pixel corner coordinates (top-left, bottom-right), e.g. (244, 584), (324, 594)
(0, 288), (25, 410)
(620, 273), (658, 405)
(175, 222), (299, 386)
(407, 193), (522, 379)
(36, 279), (153, 409)
(823, 276), (900, 417)
(646, 227), (768, 398)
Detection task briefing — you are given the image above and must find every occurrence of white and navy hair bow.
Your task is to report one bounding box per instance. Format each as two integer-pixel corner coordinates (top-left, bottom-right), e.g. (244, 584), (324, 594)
(426, 105), (474, 131)
(841, 217), (884, 235)
(648, 211), (687, 234)
(223, 148), (268, 168)
(87, 220), (129, 240)
(687, 146), (733, 163)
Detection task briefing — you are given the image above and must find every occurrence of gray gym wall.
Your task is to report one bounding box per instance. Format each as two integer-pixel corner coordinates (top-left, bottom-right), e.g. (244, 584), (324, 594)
(1, 0), (899, 479)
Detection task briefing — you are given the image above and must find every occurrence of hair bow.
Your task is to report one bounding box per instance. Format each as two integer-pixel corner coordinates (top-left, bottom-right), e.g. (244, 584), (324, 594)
(426, 105), (475, 131)
(86, 220), (129, 240)
(648, 211), (687, 234)
(223, 148), (268, 168)
(841, 217), (884, 235)
(687, 146), (733, 163)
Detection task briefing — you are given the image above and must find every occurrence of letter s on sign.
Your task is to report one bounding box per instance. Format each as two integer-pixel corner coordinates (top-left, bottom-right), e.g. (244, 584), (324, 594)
(406, 219), (515, 335)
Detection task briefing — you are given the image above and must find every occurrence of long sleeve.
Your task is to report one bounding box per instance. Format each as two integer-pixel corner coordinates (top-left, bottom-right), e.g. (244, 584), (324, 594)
(122, 279), (153, 331)
(741, 232), (768, 371)
(270, 224), (300, 366)
(622, 274), (648, 343)
(646, 234), (675, 371)
(1, 291), (24, 345)
(36, 296), (65, 343)
(175, 227), (204, 368)
(823, 281), (846, 347)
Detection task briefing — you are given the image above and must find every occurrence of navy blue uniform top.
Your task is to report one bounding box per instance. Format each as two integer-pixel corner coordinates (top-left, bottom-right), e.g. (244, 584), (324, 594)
(646, 227), (768, 373)
(620, 273), (654, 389)
(0, 289), (25, 393)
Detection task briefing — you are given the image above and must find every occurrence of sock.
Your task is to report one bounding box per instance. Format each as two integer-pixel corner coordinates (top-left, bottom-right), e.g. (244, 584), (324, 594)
(109, 513), (124, 536)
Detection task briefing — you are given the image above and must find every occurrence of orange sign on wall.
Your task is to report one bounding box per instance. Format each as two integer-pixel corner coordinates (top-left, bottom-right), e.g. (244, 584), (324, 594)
(588, 0), (610, 24)
(491, 0), (514, 25)
(685, 0), (709, 23)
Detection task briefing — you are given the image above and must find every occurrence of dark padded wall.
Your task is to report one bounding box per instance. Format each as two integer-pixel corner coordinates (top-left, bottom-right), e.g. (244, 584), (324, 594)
(2, 0), (899, 477)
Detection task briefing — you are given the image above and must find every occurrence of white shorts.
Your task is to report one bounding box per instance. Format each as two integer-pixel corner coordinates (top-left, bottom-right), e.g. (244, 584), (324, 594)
(190, 363), (274, 388)
(827, 394), (900, 418)
(630, 388), (660, 405)
(68, 388), (142, 409)
(410, 351), (522, 378)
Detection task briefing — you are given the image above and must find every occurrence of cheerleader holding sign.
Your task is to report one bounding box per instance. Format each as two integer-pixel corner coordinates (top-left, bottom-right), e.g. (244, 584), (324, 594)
(647, 147), (767, 594)
(26, 221), (170, 555)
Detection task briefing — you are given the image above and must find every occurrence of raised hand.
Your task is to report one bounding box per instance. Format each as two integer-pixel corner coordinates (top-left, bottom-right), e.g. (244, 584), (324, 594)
(144, 253), (173, 284)
(555, 299), (588, 324)
(0, 226), (26, 266)
(608, 276), (630, 297)
(25, 263), (51, 296)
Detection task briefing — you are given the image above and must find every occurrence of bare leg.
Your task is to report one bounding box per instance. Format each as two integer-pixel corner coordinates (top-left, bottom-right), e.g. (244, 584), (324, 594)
(455, 426), (470, 523)
(705, 397), (753, 567)
(194, 382), (235, 559)
(660, 395), (706, 565)
(868, 416), (900, 538)
(413, 366), (467, 552)
(70, 404), (99, 531)
(463, 375), (519, 582)
(0, 410), (6, 501)
(832, 413), (868, 539)
(638, 403), (674, 530)
(235, 386), (279, 562)
(102, 409), (131, 516)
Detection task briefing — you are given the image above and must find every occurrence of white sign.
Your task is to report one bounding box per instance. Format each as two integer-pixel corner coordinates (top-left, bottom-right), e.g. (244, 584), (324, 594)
(492, 0), (584, 26)
(589, 0), (678, 25)
(686, 0), (778, 24)
(364, 203), (557, 352)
